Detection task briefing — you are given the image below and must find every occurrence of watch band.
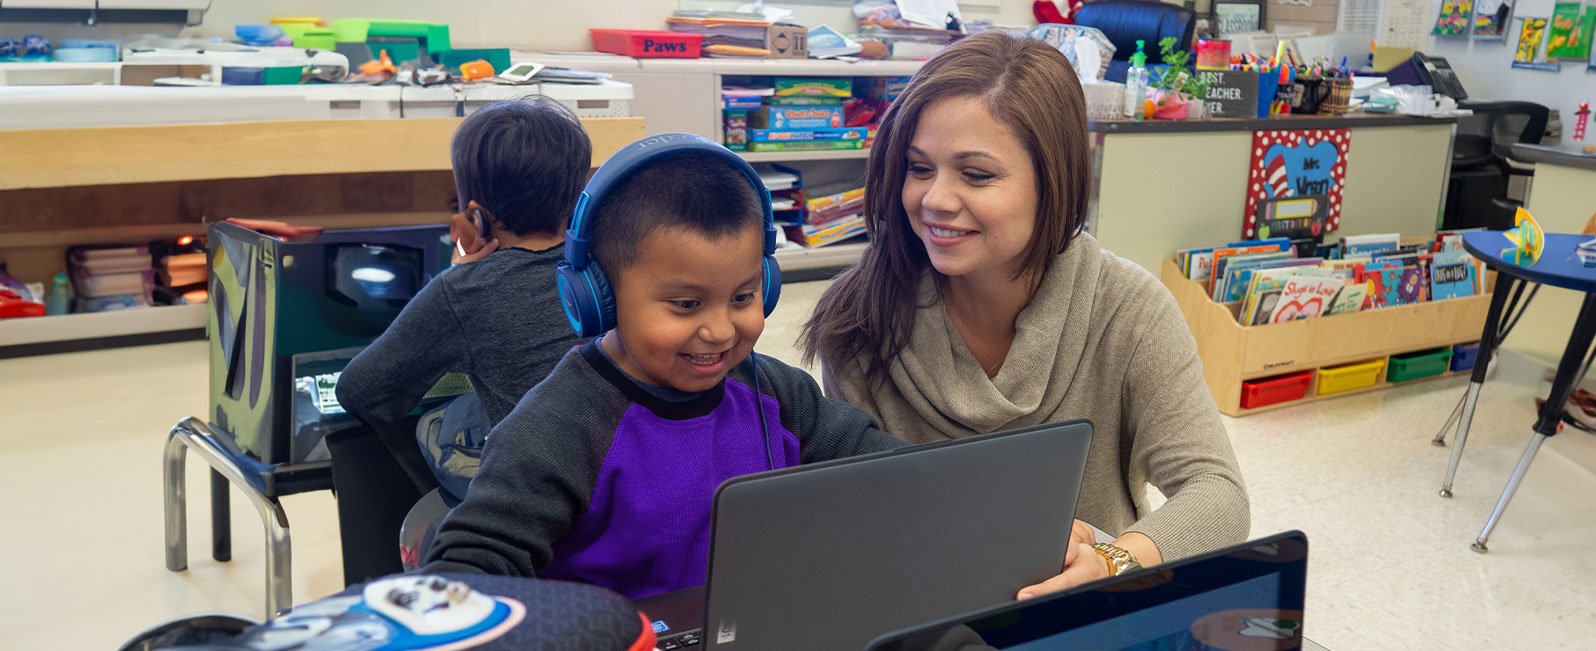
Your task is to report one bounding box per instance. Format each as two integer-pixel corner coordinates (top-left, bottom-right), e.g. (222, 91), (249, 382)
(1092, 543), (1144, 576)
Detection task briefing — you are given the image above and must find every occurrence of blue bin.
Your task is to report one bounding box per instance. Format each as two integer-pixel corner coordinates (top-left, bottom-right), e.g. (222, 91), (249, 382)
(1451, 342), (1480, 372)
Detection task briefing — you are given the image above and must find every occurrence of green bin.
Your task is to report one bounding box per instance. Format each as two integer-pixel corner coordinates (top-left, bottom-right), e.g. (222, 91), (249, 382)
(1388, 348), (1453, 383)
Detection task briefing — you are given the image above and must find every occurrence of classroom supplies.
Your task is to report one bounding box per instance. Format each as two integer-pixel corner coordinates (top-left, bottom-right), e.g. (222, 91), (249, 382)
(1124, 40), (1150, 120)
(749, 104), (844, 129)
(1500, 207), (1544, 265)
(774, 78), (852, 99)
(589, 29), (704, 58)
(746, 139), (865, 152)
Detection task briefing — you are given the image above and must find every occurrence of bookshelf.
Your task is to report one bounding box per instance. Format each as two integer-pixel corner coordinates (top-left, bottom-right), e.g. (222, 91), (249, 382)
(1160, 259), (1491, 417)
(739, 149), (871, 163)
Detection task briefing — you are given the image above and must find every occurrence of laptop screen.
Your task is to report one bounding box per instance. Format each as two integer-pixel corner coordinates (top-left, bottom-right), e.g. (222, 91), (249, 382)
(868, 531), (1308, 651)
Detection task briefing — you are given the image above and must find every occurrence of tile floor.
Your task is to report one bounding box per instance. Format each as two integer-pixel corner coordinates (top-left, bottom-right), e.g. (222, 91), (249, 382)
(4, 279), (1596, 649)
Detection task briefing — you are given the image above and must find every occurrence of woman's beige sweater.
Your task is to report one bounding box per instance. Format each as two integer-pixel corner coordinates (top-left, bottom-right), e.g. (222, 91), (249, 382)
(822, 233), (1250, 561)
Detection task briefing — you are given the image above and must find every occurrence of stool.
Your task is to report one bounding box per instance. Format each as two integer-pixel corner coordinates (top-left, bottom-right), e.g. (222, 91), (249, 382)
(1432, 232), (1596, 552)
(163, 417), (332, 618)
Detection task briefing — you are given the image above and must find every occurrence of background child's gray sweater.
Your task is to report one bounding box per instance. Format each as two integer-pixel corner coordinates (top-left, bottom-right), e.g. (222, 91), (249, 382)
(336, 244), (581, 488)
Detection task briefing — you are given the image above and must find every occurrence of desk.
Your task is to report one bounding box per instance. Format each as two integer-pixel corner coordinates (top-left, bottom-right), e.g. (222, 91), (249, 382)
(1435, 232), (1596, 552)
(1089, 113), (1460, 273)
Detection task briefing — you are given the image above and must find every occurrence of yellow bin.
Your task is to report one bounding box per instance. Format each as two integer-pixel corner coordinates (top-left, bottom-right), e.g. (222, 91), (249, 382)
(1317, 359), (1385, 395)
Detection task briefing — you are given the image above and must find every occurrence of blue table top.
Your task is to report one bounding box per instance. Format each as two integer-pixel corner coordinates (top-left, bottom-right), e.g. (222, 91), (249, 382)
(1464, 231), (1596, 293)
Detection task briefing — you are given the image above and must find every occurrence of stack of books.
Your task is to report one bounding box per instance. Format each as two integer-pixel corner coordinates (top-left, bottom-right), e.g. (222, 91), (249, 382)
(67, 245), (154, 312)
(1175, 229), (1487, 327)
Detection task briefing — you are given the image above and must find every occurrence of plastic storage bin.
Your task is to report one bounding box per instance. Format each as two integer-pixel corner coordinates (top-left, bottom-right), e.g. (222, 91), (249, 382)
(1240, 370), (1314, 409)
(1388, 348), (1453, 383)
(1317, 359), (1385, 395)
(1451, 342), (1480, 372)
(589, 29), (703, 58)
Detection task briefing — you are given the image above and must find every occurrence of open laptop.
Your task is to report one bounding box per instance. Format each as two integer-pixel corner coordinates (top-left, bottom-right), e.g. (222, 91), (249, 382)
(866, 530), (1311, 651)
(635, 420), (1095, 650)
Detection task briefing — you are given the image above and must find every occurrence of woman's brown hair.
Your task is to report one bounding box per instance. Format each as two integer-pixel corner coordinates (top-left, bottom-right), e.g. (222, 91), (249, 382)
(799, 31), (1091, 384)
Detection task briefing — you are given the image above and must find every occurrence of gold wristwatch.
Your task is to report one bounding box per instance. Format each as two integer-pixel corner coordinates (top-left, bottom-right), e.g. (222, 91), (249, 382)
(1092, 543), (1143, 576)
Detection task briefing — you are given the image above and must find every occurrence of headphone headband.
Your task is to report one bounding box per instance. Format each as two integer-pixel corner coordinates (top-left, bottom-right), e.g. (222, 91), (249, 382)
(564, 133), (775, 270)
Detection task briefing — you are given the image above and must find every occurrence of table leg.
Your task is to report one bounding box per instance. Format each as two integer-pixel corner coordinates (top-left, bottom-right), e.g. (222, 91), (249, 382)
(1472, 293), (1596, 552)
(1441, 273), (1519, 497)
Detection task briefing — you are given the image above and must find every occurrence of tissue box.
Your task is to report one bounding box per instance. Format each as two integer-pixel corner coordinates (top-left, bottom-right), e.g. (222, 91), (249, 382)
(1083, 82), (1125, 120)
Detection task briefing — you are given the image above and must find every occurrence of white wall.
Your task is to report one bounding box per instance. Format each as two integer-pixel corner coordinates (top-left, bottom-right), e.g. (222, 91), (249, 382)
(189, 0), (1039, 51)
(1423, 0), (1592, 135)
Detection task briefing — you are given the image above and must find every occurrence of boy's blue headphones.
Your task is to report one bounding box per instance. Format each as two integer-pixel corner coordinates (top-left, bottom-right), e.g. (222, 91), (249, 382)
(556, 133), (782, 338)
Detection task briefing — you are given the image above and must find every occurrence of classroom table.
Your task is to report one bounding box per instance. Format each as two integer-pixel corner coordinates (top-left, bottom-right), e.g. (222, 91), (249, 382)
(1434, 231), (1596, 552)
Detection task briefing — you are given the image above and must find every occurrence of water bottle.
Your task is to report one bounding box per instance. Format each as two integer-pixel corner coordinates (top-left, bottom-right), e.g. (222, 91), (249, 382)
(45, 273), (71, 315)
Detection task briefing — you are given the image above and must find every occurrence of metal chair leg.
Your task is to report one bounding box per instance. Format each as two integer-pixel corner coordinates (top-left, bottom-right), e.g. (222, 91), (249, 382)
(1432, 392), (1466, 447)
(212, 469), (232, 562)
(162, 418), (295, 619)
(163, 427), (189, 573)
(1472, 433), (1547, 553)
(1440, 382), (1483, 498)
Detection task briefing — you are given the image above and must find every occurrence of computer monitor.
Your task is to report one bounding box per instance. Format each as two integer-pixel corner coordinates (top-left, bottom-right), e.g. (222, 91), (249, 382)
(207, 221), (454, 465)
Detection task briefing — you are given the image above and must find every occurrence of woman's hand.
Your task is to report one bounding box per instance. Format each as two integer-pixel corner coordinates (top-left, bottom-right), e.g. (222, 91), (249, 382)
(1015, 519), (1111, 600)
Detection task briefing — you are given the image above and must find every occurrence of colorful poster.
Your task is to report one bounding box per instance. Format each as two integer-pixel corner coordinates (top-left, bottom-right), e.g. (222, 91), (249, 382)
(1548, 4), (1583, 59)
(1471, 0), (1515, 39)
(1435, 0), (1475, 35)
(1242, 129), (1350, 240)
(1513, 17), (1561, 70)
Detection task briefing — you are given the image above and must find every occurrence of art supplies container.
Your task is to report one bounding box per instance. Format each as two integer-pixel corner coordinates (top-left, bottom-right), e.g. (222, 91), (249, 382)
(1388, 348), (1453, 382)
(589, 29), (703, 58)
(1196, 39), (1231, 70)
(1451, 342), (1481, 371)
(1322, 78), (1353, 114)
(1256, 72), (1280, 118)
(1294, 76), (1329, 114)
(1240, 370), (1313, 409)
(1317, 359), (1384, 395)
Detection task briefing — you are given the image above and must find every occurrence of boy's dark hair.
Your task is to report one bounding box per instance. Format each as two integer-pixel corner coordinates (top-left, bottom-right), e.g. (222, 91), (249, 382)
(451, 96), (592, 237)
(590, 150), (763, 278)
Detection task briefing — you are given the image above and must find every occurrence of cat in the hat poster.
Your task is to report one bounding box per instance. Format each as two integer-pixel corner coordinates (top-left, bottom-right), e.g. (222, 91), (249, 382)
(1243, 129), (1350, 240)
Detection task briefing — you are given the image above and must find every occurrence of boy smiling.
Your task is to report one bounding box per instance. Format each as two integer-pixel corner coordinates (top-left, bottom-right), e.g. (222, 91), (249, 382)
(422, 140), (907, 599)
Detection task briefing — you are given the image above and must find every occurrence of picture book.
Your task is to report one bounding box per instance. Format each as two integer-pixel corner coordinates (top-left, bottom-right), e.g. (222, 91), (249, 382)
(1435, 228), (1484, 253)
(1209, 245), (1292, 295)
(1342, 233), (1401, 257)
(1239, 266), (1327, 324)
(1244, 290), (1283, 325)
(1248, 289), (1285, 326)
(1431, 262), (1478, 300)
(1219, 255), (1308, 302)
(1380, 267), (1425, 307)
(1269, 276), (1345, 323)
(1327, 283), (1369, 315)
(1365, 271), (1390, 309)
(1184, 248), (1217, 282)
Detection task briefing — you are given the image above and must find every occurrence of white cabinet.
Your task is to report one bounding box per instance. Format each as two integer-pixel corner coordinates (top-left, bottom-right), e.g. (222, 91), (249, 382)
(2, 0), (96, 8)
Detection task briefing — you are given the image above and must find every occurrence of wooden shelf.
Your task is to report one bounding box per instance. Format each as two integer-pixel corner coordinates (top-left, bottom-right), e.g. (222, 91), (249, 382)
(1161, 257), (1491, 417)
(1, 211), (442, 249)
(774, 240), (868, 272)
(0, 303), (206, 349)
(739, 149), (871, 163)
(0, 116), (644, 191)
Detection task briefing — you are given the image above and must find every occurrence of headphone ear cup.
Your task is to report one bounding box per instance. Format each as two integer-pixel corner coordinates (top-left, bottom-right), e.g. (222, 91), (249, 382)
(556, 262), (598, 337)
(587, 262), (618, 333)
(762, 255), (782, 317)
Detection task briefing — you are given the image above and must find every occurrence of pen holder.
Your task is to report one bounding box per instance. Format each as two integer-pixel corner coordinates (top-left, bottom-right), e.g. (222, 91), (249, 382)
(1321, 78), (1353, 114)
(1256, 73), (1279, 118)
(1293, 77), (1329, 114)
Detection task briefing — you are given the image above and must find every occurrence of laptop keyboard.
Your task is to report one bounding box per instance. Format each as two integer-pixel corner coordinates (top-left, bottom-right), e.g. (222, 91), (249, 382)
(656, 628), (703, 648)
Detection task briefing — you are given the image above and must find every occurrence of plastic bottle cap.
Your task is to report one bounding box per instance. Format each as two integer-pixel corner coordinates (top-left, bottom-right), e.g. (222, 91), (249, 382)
(1131, 39), (1146, 68)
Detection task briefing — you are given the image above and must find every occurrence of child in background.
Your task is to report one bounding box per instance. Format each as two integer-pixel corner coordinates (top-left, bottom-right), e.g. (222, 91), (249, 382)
(336, 96), (592, 500)
(421, 136), (907, 599)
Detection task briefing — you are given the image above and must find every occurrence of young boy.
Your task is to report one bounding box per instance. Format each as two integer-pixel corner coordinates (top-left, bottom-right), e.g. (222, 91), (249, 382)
(421, 144), (908, 599)
(336, 96), (592, 496)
